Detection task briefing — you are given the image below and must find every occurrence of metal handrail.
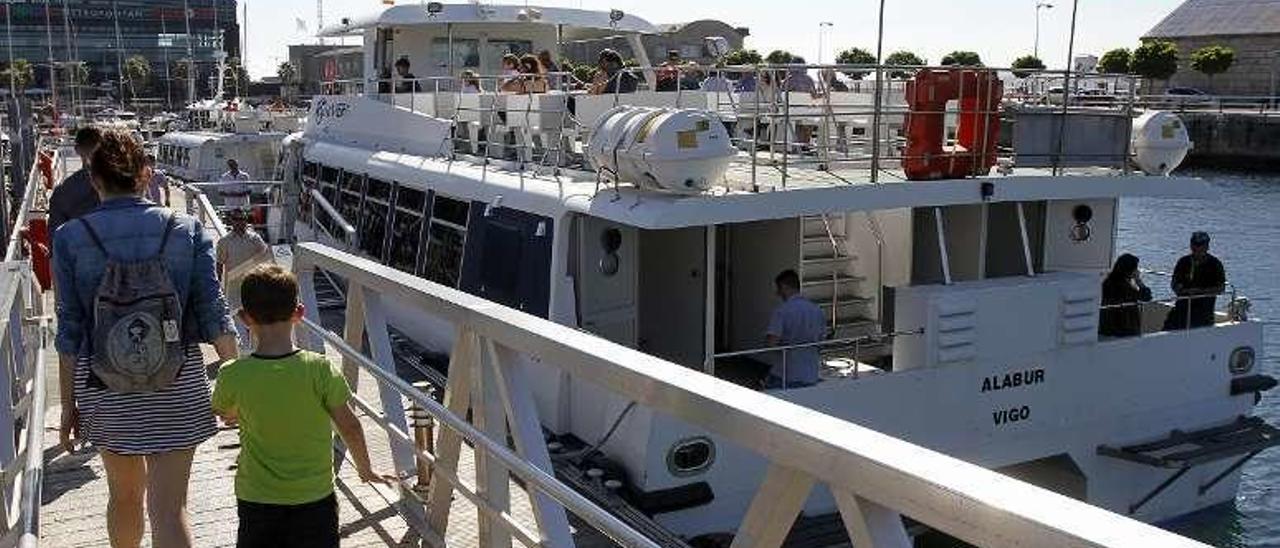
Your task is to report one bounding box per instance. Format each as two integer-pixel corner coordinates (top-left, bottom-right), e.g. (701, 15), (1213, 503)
(293, 242), (1210, 548)
(307, 189), (357, 251)
(713, 328), (923, 360)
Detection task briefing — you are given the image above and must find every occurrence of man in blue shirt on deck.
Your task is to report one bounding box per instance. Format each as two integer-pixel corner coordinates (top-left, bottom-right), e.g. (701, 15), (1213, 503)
(765, 270), (828, 389)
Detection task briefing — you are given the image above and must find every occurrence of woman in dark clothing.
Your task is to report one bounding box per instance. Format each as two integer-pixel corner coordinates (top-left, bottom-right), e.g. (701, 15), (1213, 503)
(1100, 253), (1153, 337)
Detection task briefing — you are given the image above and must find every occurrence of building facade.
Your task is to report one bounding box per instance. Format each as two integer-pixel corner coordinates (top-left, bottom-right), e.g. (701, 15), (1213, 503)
(1144, 0), (1280, 96)
(0, 0), (239, 97)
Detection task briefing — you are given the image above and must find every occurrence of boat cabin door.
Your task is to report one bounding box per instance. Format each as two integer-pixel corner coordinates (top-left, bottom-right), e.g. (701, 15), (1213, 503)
(577, 218), (638, 346)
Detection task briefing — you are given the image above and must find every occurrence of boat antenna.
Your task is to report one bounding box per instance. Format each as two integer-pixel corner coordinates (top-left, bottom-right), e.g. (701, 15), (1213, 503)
(1052, 0), (1080, 176)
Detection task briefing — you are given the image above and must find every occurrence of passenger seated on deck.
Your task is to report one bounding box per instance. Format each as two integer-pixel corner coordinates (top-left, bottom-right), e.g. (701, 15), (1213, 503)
(392, 57), (423, 94)
(590, 49), (638, 95)
(212, 265), (392, 548)
(500, 54), (548, 94)
(1163, 231), (1226, 330)
(1099, 253), (1152, 338)
(763, 270), (828, 389)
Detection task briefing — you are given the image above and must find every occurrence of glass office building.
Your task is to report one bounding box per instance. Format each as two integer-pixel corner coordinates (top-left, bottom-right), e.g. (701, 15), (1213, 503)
(0, 0), (239, 93)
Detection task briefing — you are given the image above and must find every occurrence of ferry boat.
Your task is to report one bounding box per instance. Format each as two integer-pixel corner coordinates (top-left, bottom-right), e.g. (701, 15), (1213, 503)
(273, 2), (1278, 540)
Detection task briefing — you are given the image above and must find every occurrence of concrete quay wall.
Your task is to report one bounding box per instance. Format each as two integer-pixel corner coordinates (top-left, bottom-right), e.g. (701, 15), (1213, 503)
(1181, 112), (1280, 169)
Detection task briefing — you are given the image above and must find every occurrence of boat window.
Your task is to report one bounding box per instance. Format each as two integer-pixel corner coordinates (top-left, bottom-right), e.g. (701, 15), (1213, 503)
(389, 187), (426, 273)
(303, 161), (318, 181)
(431, 38), (481, 71)
(484, 39), (533, 72)
(433, 195), (470, 228)
(360, 178), (392, 260)
(336, 171), (364, 225)
(423, 223), (466, 287)
(422, 195), (470, 287)
(320, 165), (340, 185)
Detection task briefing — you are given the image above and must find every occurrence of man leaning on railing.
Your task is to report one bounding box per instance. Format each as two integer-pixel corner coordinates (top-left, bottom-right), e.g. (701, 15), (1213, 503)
(1163, 231), (1226, 331)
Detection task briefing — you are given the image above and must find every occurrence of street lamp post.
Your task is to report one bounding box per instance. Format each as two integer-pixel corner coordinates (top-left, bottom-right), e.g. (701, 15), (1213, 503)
(1034, 2), (1054, 59)
(817, 22), (834, 64)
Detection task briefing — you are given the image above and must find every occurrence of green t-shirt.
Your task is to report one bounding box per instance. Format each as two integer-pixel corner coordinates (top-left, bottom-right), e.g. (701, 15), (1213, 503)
(211, 349), (351, 505)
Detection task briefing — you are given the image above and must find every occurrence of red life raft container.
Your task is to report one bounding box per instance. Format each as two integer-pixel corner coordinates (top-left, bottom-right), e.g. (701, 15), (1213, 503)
(903, 69), (1002, 181)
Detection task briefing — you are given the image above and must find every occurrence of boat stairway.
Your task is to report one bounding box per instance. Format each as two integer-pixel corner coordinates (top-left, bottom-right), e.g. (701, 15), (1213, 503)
(799, 215), (883, 353)
(312, 269), (348, 310)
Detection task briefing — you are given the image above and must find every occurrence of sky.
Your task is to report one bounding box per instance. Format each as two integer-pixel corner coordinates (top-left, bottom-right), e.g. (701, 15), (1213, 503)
(240, 0), (1186, 79)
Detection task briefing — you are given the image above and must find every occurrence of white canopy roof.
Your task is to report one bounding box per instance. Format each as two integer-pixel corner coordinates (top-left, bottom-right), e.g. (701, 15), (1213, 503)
(319, 3), (659, 39)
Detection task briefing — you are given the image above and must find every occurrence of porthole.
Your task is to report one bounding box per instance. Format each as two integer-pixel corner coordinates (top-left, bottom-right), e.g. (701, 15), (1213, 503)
(666, 436), (715, 477)
(599, 228), (622, 277)
(1230, 346), (1256, 375)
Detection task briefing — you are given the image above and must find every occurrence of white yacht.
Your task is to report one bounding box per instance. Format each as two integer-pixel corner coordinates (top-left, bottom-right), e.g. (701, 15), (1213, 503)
(274, 3), (1277, 541)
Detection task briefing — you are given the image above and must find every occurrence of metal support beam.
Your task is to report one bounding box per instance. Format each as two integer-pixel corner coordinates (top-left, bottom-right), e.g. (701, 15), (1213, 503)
(475, 335), (513, 548)
(1199, 451), (1260, 496)
(729, 464), (815, 548)
(1130, 467), (1189, 515)
(340, 282), (366, 388)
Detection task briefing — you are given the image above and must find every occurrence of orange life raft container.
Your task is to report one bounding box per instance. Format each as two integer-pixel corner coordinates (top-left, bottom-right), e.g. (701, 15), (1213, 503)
(902, 69), (1002, 181)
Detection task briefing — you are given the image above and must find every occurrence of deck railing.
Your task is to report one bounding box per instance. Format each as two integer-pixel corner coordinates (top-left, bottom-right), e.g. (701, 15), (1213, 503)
(291, 242), (1209, 548)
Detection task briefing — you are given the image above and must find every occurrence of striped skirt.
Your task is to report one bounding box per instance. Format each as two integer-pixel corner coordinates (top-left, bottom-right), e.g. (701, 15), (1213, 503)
(74, 344), (217, 456)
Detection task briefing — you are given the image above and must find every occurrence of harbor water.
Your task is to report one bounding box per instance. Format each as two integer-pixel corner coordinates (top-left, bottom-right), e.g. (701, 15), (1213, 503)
(1118, 170), (1280, 548)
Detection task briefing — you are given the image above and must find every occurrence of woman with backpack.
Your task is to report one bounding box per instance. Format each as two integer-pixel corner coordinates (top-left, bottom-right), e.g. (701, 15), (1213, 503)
(53, 129), (239, 547)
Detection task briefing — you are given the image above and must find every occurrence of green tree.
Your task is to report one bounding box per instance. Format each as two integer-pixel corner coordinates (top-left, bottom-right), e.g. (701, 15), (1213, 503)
(765, 50), (796, 65)
(277, 61), (298, 98)
(940, 50), (983, 67)
(835, 47), (876, 79)
(884, 50), (926, 79)
(1131, 39), (1179, 92)
(1189, 44), (1235, 93)
(1010, 55), (1046, 78)
(1098, 48), (1131, 74)
(723, 48), (763, 66)
(571, 63), (596, 86)
(3, 59), (34, 92)
(123, 55), (152, 99)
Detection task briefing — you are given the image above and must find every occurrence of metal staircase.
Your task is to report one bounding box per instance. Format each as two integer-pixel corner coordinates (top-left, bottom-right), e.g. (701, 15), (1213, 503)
(799, 214), (878, 344)
(313, 269), (348, 310)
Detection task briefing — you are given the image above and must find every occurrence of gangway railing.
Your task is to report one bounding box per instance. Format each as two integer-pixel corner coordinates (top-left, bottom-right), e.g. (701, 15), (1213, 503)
(292, 242), (1209, 548)
(0, 138), (54, 547)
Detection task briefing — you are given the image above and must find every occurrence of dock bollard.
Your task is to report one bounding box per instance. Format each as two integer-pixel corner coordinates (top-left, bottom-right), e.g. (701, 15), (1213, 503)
(409, 381), (437, 498)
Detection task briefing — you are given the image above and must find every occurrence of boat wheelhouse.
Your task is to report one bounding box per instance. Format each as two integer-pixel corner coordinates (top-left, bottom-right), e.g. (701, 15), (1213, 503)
(273, 2), (1277, 540)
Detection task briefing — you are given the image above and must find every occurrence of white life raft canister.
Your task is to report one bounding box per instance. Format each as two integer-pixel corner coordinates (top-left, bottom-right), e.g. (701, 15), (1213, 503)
(1131, 111), (1192, 176)
(586, 106), (735, 194)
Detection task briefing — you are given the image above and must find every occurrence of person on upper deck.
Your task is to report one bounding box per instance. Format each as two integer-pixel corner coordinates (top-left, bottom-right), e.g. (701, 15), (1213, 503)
(501, 55), (548, 94)
(460, 70), (483, 94)
(1100, 253), (1152, 338)
(49, 126), (104, 234)
(393, 57), (422, 94)
(537, 50), (559, 75)
(1163, 231), (1226, 330)
(782, 58), (821, 98)
(590, 49), (638, 95)
(764, 270), (827, 389)
(656, 49), (682, 92)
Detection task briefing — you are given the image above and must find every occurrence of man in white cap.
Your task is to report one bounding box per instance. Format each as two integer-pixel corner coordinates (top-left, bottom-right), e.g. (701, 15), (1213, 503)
(217, 208), (271, 349)
(1164, 231), (1226, 330)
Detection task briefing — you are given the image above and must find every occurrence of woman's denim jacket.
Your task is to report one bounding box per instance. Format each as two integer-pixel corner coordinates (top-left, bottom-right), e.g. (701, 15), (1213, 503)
(53, 197), (236, 356)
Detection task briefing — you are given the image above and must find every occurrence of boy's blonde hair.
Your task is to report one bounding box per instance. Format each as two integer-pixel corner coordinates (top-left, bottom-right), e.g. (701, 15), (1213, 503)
(239, 264), (298, 323)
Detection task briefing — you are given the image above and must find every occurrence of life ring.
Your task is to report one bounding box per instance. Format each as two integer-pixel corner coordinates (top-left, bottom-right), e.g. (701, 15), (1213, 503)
(903, 69), (1003, 181)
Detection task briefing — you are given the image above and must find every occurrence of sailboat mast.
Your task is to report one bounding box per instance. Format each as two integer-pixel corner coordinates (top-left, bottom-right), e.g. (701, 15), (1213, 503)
(42, 0), (57, 124)
(183, 0), (195, 104)
(111, 0), (126, 104)
(161, 9), (172, 109)
(60, 0), (78, 119)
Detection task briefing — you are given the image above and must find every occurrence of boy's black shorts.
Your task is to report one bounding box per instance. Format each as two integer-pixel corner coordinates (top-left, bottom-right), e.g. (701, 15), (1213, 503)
(237, 493), (339, 548)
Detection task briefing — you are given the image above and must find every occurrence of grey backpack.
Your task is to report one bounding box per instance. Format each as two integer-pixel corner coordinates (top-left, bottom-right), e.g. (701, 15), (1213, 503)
(79, 212), (185, 393)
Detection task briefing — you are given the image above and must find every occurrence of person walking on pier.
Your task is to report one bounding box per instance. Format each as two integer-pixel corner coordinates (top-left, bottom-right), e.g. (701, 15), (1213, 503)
(213, 265), (391, 547)
(48, 126), (103, 234)
(219, 158), (253, 210)
(52, 130), (240, 548)
(1163, 231), (1226, 330)
(217, 209), (271, 350)
(144, 153), (171, 207)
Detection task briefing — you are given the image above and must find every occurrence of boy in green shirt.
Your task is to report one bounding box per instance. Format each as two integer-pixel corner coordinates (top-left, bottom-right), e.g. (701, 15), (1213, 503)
(212, 264), (390, 547)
